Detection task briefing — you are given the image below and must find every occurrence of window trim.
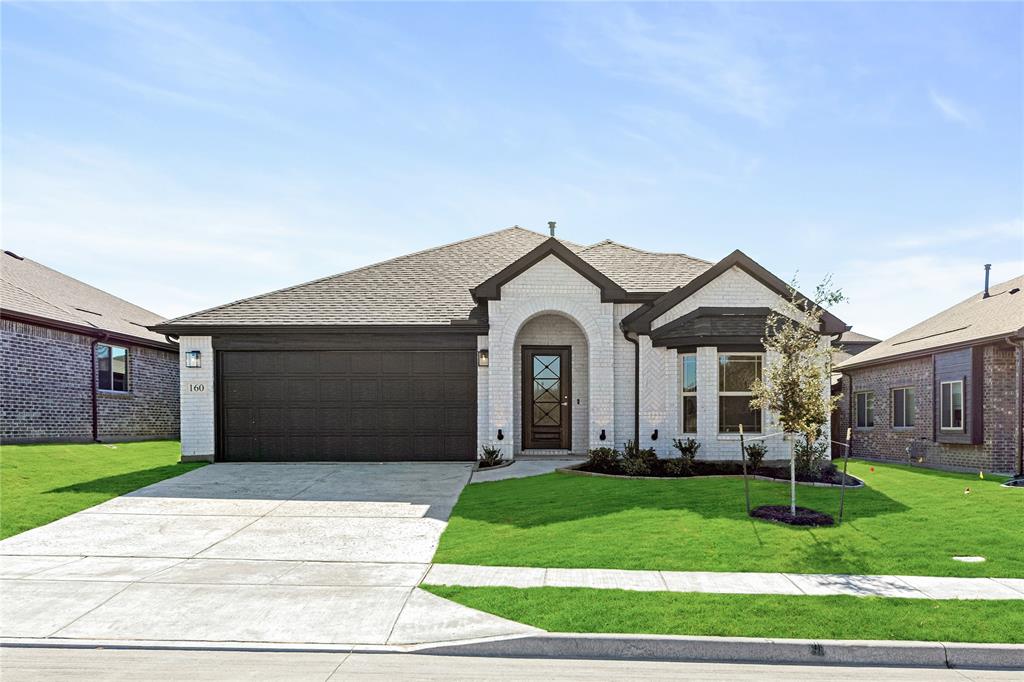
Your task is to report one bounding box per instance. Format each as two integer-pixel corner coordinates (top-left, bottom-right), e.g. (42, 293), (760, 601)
(939, 380), (964, 431)
(680, 354), (697, 434)
(891, 386), (915, 429)
(854, 391), (874, 429)
(96, 343), (130, 394)
(717, 352), (763, 434)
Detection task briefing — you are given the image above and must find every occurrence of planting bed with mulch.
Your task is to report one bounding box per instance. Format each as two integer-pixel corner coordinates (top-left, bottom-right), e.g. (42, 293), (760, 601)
(750, 504), (835, 526)
(575, 459), (861, 486)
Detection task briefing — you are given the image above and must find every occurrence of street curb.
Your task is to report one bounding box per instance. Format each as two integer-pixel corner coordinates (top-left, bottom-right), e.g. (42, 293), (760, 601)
(415, 633), (1024, 669)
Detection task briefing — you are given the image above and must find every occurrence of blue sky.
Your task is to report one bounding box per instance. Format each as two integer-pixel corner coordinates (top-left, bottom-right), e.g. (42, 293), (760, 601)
(3, 2), (1021, 337)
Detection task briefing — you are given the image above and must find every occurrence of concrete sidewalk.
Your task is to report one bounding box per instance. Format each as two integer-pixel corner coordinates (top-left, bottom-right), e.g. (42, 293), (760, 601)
(425, 564), (1024, 600)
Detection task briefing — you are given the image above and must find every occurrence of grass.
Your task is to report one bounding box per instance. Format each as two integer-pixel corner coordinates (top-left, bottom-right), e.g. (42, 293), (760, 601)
(434, 460), (1023, 577)
(0, 440), (203, 539)
(424, 585), (1024, 643)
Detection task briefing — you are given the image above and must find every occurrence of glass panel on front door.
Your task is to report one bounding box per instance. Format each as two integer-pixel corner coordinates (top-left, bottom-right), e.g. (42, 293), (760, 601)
(532, 355), (561, 426)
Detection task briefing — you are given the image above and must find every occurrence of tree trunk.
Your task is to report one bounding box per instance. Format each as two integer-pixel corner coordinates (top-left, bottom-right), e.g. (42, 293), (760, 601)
(790, 436), (797, 516)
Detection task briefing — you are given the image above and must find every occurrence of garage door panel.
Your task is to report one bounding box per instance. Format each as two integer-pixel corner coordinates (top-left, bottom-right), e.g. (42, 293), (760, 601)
(285, 378), (317, 401)
(223, 378), (254, 404)
(319, 352), (351, 373)
(351, 378), (379, 401)
(320, 378), (349, 401)
(219, 349), (474, 462)
(381, 352), (412, 374)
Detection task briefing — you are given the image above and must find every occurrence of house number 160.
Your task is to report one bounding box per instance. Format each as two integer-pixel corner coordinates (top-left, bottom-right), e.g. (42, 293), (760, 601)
(188, 383), (205, 392)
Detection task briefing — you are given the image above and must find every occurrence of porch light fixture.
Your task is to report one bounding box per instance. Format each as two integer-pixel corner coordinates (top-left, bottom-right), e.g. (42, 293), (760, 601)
(496, 428), (504, 441)
(185, 350), (202, 368)
(478, 349), (489, 367)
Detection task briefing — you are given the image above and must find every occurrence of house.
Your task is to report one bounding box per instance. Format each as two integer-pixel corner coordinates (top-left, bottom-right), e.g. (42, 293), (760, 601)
(829, 331), (881, 456)
(835, 270), (1024, 476)
(1, 250), (180, 443)
(152, 226), (848, 463)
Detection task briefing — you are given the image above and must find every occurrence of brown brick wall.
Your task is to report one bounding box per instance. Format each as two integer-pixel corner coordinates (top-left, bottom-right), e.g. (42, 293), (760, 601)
(1, 319), (179, 443)
(837, 343), (1020, 474)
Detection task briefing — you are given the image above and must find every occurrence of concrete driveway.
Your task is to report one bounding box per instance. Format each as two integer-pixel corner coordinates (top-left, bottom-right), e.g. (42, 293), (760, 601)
(0, 463), (537, 647)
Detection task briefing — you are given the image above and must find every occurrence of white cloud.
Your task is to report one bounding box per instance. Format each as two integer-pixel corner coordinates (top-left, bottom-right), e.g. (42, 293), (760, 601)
(928, 88), (974, 127)
(832, 254), (1023, 339)
(885, 219), (1023, 249)
(554, 5), (793, 124)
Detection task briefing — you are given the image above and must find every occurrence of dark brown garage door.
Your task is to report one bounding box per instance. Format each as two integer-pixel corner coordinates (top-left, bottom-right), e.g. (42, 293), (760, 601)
(218, 350), (476, 461)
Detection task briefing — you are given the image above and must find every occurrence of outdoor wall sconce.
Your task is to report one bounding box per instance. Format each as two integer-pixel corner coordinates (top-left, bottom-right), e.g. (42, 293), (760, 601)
(496, 428), (504, 440)
(185, 350), (202, 368)
(478, 349), (489, 367)
(651, 429), (659, 441)
(599, 429), (606, 441)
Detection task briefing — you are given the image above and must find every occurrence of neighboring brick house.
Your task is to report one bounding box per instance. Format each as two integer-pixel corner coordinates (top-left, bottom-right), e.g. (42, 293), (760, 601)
(836, 272), (1024, 476)
(1, 250), (179, 443)
(152, 225), (847, 463)
(829, 331), (881, 455)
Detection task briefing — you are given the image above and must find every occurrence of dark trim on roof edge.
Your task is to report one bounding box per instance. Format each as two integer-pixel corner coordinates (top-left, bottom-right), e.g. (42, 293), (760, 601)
(150, 322), (489, 336)
(3, 310), (177, 351)
(471, 237), (628, 303)
(621, 249), (848, 335)
(836, 331), (1024, 372)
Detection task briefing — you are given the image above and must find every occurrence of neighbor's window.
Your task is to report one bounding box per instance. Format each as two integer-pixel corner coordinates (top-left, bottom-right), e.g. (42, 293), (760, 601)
(940, 380), (964, 430)
(855, 391), (874, 428)
(892, 387), (915, 428)
(97, 344), (128, 392)
(718, 354), (762, 433)
(681, 354), (697, 433)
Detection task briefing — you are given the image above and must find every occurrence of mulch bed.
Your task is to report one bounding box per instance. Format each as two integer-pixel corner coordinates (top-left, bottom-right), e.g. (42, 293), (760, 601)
(578, 459), (860, 486)
(477, 459), (510, 470)
(750, 505), (835, 527)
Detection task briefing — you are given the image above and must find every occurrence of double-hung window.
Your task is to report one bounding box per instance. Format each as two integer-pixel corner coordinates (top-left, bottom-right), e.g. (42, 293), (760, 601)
(855, 391), (874, 428)
(892, 387), (915, 428)
(681, 355), (697, 433)
(97, 344), (128, 392)
(718, 354), (762, 433)
(940, 380), (964, 430)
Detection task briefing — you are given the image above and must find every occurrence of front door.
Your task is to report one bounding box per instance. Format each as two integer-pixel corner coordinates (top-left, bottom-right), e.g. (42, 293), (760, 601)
(522, 346), (571, 450)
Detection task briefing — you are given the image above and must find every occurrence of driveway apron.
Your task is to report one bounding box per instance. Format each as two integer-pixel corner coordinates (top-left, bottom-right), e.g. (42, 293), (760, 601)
(0, 462), (537, 646)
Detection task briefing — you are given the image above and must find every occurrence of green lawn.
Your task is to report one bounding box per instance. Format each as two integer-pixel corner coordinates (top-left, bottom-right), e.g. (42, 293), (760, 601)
(434, 461), (1023, 577)
(424, 586), (1024, 643)
(0, 440), (203, 539)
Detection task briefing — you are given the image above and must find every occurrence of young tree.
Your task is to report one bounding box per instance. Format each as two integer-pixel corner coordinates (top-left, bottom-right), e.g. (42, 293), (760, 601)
(750, 276), (846, 516)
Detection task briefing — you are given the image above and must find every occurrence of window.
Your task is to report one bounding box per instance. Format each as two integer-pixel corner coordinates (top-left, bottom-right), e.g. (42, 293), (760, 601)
(681, 355), (697, 433)
(718, 354), (762, 433)
(940, 380), (964, 430)
(855, 392), (874, 428)
(892, 387), (915, 428)
(97, 344), (128, 392)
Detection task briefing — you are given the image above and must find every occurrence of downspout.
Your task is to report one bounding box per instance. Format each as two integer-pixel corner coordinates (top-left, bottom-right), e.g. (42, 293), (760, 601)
(1006, 336), (1024, 478)
(620, 323), (640, 445)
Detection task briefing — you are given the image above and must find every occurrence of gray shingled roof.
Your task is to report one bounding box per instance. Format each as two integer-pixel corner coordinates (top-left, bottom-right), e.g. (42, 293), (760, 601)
(1, 251), (172, 346)
(576, 240), (711, 292)
(837, 274), (1024, 369)
(157, 227), (712, 328)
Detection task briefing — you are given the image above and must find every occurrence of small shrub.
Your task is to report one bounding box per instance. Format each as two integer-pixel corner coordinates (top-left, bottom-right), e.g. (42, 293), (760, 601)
(670, 437), (701, 475)
(479, 445), (504, 467)
(586, 447), (620, 473)
(794, 437), (829, 477)
(662, 458), (692, 477)
(744, 442), (768, 474)
(620, 440), (659, 476)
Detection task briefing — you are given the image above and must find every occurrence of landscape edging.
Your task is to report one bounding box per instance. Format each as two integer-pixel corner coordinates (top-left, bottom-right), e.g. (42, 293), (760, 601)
(556, 463), (865, 488)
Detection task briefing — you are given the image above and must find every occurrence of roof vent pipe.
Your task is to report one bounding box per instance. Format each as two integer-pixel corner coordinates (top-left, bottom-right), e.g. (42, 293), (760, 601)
(548, 221), (556, 237)
(984, 264), (992, 298)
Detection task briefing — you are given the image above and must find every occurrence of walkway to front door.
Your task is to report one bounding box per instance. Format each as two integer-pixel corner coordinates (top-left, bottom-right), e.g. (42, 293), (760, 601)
(522, 346), (571, 450)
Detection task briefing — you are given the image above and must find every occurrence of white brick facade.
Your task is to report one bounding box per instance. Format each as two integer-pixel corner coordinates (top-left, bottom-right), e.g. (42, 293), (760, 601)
(481, 255), (615, 457)
(178, 335), (215, 461)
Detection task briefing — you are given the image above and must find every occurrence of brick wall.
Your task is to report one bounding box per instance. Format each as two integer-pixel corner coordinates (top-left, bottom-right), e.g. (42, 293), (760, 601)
(1, 319), (179, 443)
(839, 343), (1019, 474)
(178, 335), (215, 460)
